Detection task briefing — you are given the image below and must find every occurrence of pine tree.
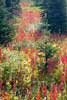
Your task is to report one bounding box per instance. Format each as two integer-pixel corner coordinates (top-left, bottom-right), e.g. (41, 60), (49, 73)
(42, 0), (67, 34)
(0, 0), (20, 45)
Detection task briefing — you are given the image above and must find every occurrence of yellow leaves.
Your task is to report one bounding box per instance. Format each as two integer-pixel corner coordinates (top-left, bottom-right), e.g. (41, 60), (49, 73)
(22, 59), (31, 67)
(23, 7), (42, 12)
(0, 47), (39, 87)
(38, 52), (45, 57)
(52, 44), (57, 48)
(2, 93), (12, 100)
(13, 96), (18, 100)
(37, 56), (45, 64)
(19, 49), (39, 85)
(2, 92), (19, 100)
(23, 75), (31, 85)
(6, 81), (10, 85)
(33, 68), (39, 78)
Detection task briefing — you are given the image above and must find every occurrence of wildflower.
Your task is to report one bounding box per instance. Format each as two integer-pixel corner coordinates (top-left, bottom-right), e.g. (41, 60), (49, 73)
(6, 93), (12, 100)
(2, 91), (7, 97)
(47, 57), (58, 73)
(12, 80), (16, 92)
(31, 56), (37, 67)
(23, 47), (28, 54)
(36, 88), (41, 100)
(13, 96), (18, 100)
(60, 73), (65, 83)
(42, 85), (47, 97)
(0, 80), (3, 89)
(61, 55), (67, 65)
(17, 29), (25, 41)
(65, 68), (67, 81)
(49, 91), (53, 100)
(53, 84), (58, 100)
(59, 82), (64, 92)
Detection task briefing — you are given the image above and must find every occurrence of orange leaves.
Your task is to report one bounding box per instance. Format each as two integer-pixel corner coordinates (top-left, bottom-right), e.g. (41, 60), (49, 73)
(16, 29), (25, 41)
(36, 88), (41, 100)
(2, 91), (18, 100)
(19, 2), (41, 25)
(16, 1), (42, 42)
(2, 91), (11, 100)
(23, 47), (38, 68)
(26, 31), (42, 41)
(49, 84), (58, 100)
(22, 11), (41, 24)
(23, 47), (38, 58)
(19, 10), (41, 30)
(49, 91), (53, 100)
(35, 83), (58, 100)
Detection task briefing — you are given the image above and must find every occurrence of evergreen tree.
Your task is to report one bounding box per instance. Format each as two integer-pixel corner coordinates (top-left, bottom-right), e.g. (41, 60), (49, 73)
(5, 0), (20, 16)
(42, 0), (67, 34)
(0, 0), (20, 45)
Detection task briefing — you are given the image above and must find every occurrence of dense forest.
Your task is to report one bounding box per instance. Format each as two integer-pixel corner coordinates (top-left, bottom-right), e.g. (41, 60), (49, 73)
(0, 0), (67, 45)
(0, 0), (20, 45)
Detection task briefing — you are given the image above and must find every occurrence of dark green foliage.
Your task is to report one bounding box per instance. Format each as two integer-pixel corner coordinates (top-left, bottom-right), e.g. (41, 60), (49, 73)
(5, 0), (12, 7)
(45, 43), (57, 59)
(0, 0), (20, 45)
(47, 0), (64, 33)
(5, 0), (20, 16)
(42, 0), (67, 34)
(5, 0), (20, 7)
(0, 3), (14, 45)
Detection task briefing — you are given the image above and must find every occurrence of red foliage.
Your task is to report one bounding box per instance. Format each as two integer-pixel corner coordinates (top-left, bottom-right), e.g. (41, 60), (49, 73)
(59, 82), (64, 92)
(0, 80), (3, 89)
(50, 84), (58, 100)
(43, 85), (47, 97)
(60, 73), (65, 83)
(22, 11), (41, 24)
(23, 47), (29, 54)
(2, 91), (7, 97)
(16, 29), (25, 41)
(47, 58), (59, 73)
(53, 84), (58, 100)
(61, 55), (67, 65)
(12, 80), (16, 92)
(16, 1), (42, 42)
(27, 31), (42, 41)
